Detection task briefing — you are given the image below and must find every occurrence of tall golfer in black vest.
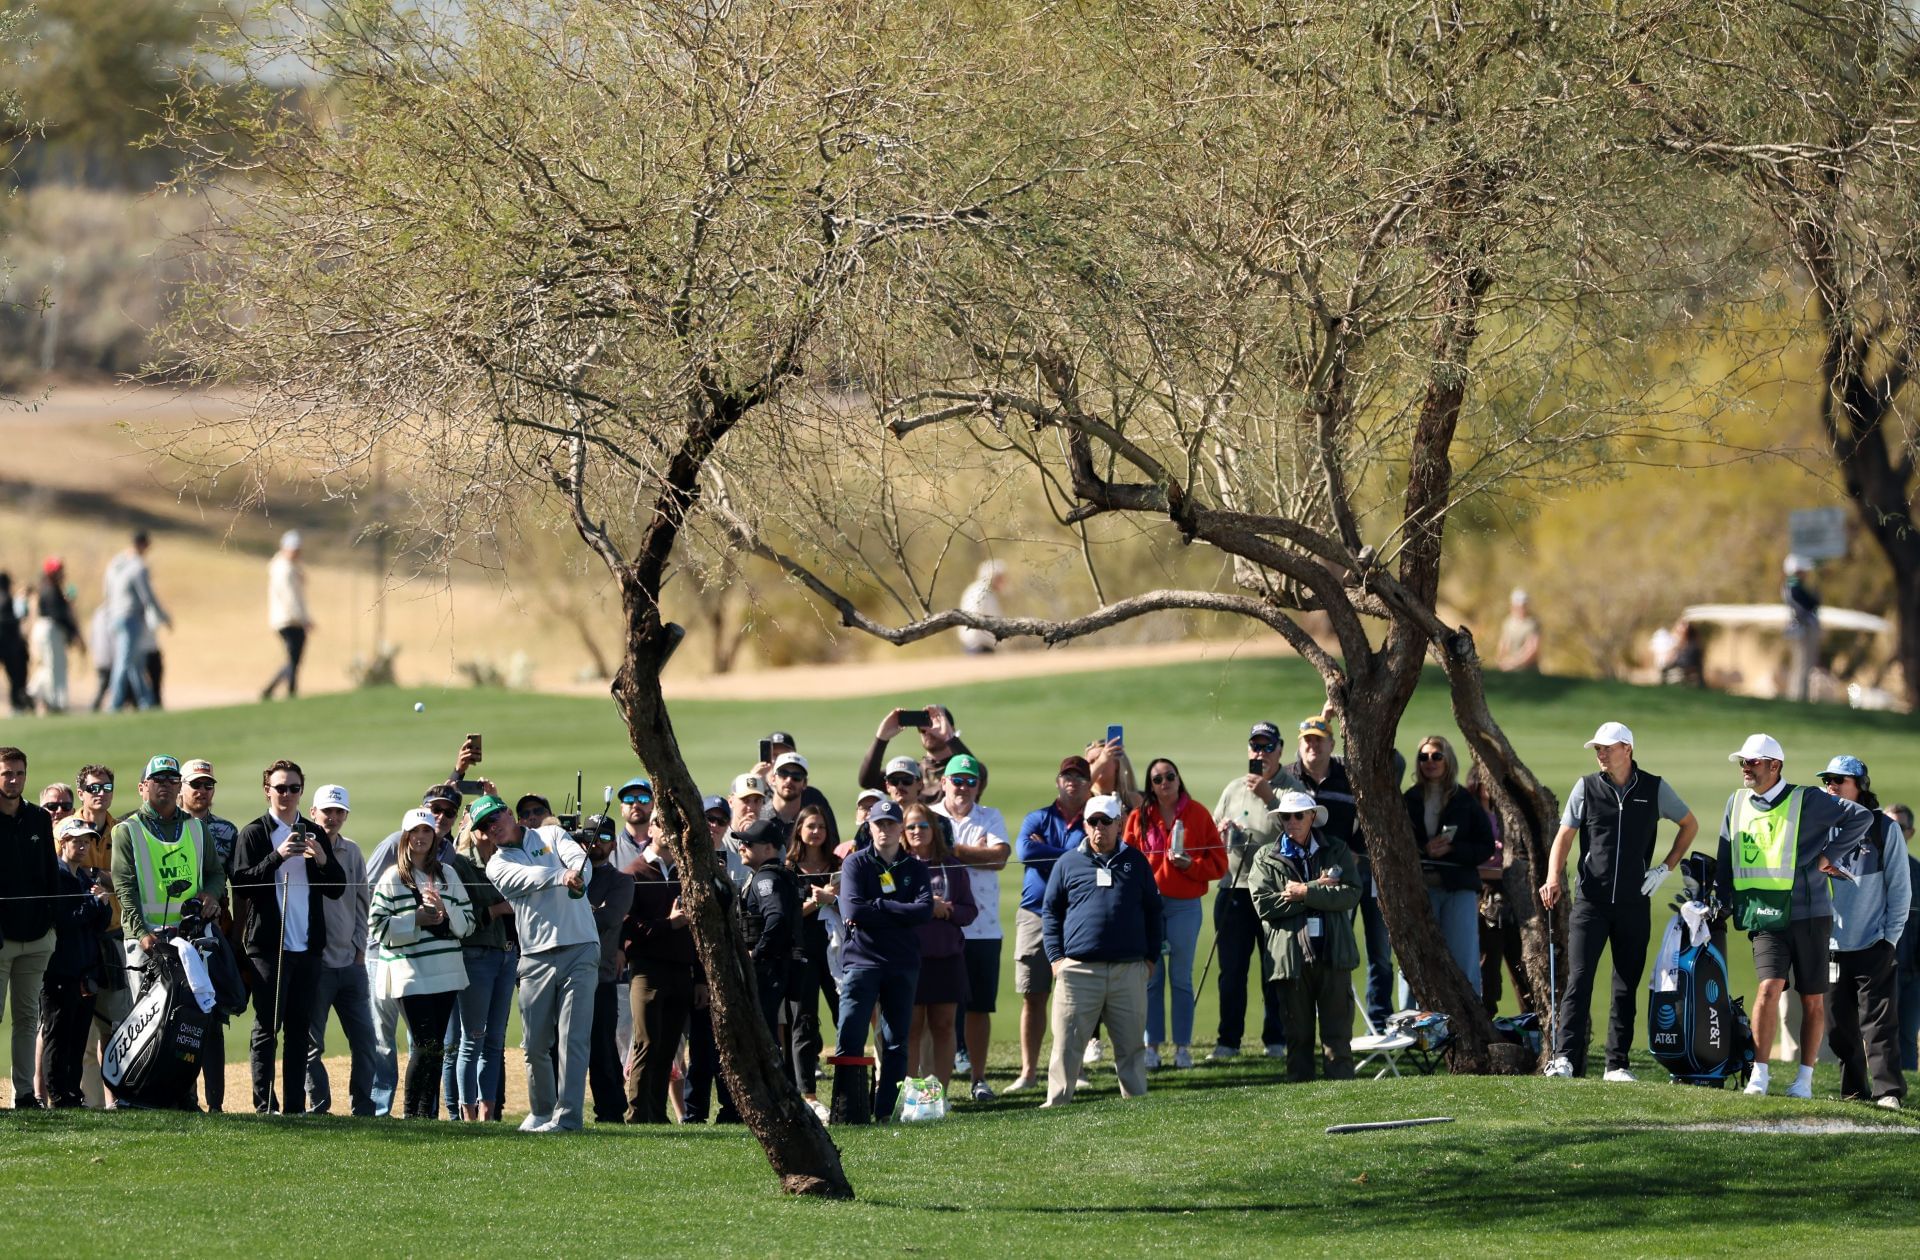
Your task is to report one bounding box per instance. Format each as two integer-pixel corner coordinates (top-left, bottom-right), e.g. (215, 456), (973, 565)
(1538, 722), (1699, 1080)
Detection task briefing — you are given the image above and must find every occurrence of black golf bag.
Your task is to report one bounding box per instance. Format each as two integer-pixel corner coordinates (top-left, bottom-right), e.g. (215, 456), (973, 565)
(103, 913), (247, 1109)
(1647, 855), (1755, 1088)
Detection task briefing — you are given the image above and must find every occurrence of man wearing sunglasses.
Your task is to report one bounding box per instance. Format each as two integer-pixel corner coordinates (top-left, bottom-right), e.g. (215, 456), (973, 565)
(1208, 721), (1305, 1062)
(856, 705), (984, 804)
(934, 753), (1009, 1101)
(72, 765), (124, 1106)
(1538, 722), (1698, 1081)
(1040, 794), (1162, 1107)
(233, 759), (345, 1114)
(613, 776), (654, 870)
(1715, 733), (1876, 1098)
(1007, 756), (1097, 1093)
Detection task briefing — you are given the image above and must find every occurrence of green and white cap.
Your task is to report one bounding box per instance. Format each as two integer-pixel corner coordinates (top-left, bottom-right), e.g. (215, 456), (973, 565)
(468, 794), (510, 827)
(143, 755), (182, 780)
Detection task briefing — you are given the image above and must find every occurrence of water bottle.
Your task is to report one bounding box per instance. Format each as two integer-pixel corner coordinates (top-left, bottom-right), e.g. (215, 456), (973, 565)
(1170, 820), (1187, 860)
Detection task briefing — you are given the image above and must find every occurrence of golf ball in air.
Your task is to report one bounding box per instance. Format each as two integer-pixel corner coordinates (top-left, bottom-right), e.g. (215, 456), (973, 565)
(414, 702), (425, 713)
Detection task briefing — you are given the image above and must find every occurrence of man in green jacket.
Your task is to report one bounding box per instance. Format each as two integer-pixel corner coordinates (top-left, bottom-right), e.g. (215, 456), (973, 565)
(1249, 789), (1361, 1082)
(109, 755), (226, 970)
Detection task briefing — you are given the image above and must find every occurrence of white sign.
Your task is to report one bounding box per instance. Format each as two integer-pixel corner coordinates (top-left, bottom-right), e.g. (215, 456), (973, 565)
(1789, 507), (1848, 561)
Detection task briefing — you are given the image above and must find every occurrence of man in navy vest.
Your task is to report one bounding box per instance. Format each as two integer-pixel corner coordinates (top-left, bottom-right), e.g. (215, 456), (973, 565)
(1539, 722), (1698, 1080)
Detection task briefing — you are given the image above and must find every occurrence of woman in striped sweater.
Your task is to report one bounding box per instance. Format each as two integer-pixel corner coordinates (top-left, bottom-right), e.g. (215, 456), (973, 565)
(371, 808), (474, 1118)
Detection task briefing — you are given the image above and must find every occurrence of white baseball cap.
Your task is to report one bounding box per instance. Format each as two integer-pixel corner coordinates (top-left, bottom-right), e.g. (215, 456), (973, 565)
(314, 784), (351, 812)
(883, 755), (922, 778)
(1582, 722), (1635, 749)
(400, 807), (437, 833)
(1271, 789), (1329, 827)
(772, 751), (809, 775)
(1729, 733), (1785, 764)
(855, 787), (884, 806)
(1082, 794), (1125, 823)
(281, 529), (303, 551)
(730, 772), (768, 799)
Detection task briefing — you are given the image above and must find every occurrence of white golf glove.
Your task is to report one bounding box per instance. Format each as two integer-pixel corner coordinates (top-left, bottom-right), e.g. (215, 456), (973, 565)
(1639, 864), (1668, 898)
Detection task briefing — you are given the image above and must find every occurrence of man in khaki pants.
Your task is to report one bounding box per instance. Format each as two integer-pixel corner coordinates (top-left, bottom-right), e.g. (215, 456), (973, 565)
(1040, 794), (1163, 1107)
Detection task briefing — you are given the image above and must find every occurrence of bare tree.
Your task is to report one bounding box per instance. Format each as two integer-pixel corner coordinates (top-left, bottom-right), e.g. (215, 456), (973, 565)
(167, 0), (1083, 1195)
(718, 0), (1732, 1069)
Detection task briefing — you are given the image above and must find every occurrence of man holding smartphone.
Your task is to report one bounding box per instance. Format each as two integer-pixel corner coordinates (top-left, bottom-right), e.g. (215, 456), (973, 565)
(233, 759), (345, 1114)
(1208, 722), (1304, 1061)
(857, 705), (983, 803)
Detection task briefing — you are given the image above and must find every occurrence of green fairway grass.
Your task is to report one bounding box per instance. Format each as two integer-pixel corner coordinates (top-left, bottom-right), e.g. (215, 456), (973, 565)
(6, 657), (1919, 1077)
(1, 1063), (1915, 1256)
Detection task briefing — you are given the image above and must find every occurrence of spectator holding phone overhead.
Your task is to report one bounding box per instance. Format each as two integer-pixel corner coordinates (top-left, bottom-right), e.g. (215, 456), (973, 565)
(1125, 758), (1225, 1070)
(857, 705), (984, 803)
(1250, 791), (1361, 1081)
(1402, 736), (1496, 1002)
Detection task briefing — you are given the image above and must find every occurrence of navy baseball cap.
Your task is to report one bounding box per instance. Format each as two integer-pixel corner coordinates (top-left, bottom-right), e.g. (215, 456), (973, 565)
(867, 799), (903, 825)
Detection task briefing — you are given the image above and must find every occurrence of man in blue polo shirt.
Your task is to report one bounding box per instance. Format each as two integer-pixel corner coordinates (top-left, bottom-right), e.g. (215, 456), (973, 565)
(1007, 755), (1093, 1093)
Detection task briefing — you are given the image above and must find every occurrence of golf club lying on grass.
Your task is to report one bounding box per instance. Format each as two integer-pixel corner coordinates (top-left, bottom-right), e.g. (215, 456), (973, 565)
(1325, 1116), (1455, 1135)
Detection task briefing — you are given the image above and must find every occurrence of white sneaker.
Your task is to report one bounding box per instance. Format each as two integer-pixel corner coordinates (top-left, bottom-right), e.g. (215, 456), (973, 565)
(1264, 1042), (1287, 1059)
(1143, 1046), (1162, 1069)
(805, 1097), (831, 1123)
(1173, 1045), (1194, 1069)
(970, 1080), (994, 1103)
(1785, 1077), (1814, 1100)
(517, 1113), (552, 1132)
(954, 1049), (972, 1075)
(1003, 1074), (1037, 1094)
(1743, 1077), (1769, 1096)
(1876, 1095), (1902, 1111)
(1207, 1044), (1240, 1061)
(1542, 1056), (1574, 1078)
(1083, 1038), (1103, 1065)
(1602, 1068), (1636, 1083)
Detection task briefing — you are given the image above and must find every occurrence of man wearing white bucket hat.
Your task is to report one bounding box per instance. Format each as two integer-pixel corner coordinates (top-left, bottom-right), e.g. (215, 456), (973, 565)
(1539, 721), (1699, 1081)
(1248, 790), (1361, 1082)
(1715, 733), (1876, 1098)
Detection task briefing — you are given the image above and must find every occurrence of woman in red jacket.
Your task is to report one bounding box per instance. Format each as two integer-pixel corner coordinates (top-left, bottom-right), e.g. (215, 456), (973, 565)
(1124, 757), (1226, 1069)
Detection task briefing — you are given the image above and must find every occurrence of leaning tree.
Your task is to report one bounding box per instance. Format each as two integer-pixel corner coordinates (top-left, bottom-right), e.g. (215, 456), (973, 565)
(715, 0), (1737, 1068)
(167, 0), (1090, 1195)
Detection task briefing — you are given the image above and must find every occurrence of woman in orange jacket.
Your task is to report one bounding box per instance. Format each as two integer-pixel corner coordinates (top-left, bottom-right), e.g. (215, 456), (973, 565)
(1124, 757), (1226, 1068)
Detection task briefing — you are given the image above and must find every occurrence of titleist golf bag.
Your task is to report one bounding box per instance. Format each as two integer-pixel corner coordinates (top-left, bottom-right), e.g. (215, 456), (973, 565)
(1647, 854), (1755, 1088)
(103, 910), (247, 1109)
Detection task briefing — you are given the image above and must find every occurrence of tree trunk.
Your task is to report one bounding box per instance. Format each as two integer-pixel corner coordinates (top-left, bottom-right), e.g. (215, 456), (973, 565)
(612, 584), (854, 1199)
(1331, 662), (1498, 1072)
(1437, 634), (1564, 1054)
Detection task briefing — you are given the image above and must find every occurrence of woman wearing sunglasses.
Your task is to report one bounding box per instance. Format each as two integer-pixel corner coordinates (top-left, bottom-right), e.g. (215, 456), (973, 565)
(1249, 790), (1361, 1081)
(1123, 757), (1225, 1069)
(1403, 735), (1496, 1001)
(902, 803), (978, 1091)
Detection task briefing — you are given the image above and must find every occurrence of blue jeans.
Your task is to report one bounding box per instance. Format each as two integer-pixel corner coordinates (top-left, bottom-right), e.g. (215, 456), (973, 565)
(1429, 886), (1482, 1000)
(1354, 855), (1395, 1029)
(1898, 972), (1920, 1073)
(367, 959), (399, 1115)
(106, 616), (154, 711)
(306, 961), (378, 1116)
(440, 1000), (463, 1119)
(834, 965), (917, 1120)
(456, 946), (515, 1110)
(1146, 895), (1203, 1047)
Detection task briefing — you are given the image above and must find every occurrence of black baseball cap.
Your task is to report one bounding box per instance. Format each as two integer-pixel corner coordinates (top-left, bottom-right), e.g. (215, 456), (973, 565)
(738, 818), (786, 850)
(423, 783), (462, 806)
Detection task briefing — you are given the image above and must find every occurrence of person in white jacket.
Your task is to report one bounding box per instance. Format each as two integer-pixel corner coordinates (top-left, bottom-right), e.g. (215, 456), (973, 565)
(261, 531), (313, 700)
(476, 793), (599, 1132)
(370, 808), (473, 1118)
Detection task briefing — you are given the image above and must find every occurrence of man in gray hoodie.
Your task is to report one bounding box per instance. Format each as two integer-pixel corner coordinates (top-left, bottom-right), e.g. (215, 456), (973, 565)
(477, 794), (597, 1132)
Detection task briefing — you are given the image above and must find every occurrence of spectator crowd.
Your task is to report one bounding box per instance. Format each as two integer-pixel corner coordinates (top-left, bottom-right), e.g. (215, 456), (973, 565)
(0, 699), (1915, 1125)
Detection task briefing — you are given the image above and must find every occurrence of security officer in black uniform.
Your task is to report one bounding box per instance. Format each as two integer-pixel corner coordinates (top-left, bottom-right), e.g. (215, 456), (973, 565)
(738, 819), (800, 1038)
(1538, 721), (1699, 1079)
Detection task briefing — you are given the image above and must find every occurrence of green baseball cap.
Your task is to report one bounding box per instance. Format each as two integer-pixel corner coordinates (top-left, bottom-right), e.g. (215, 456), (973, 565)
(944, 753), (984, 780)
(143, 755), (182, 780)
(468, 794), (510, 828)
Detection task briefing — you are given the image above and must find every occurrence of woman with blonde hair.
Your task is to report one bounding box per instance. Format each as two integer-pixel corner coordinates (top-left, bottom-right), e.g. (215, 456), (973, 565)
(370, 808), (474, 1118)
(1402, 735), (1496, 1001)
